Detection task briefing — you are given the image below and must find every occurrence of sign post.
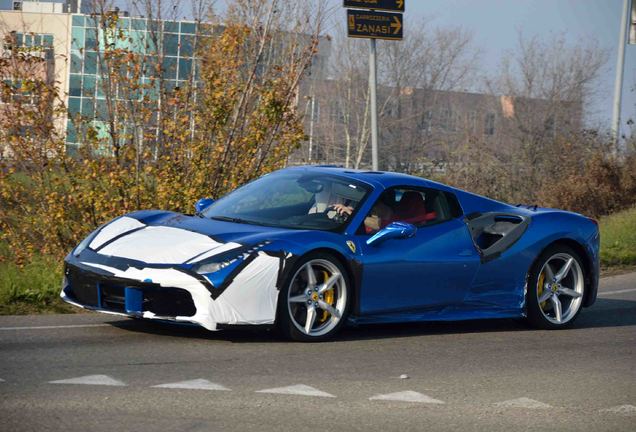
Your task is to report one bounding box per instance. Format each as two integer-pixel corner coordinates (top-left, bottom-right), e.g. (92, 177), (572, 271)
(345, 1), (404, 171)
(369, 38), (379, 171)
(344, 0), (405, 13)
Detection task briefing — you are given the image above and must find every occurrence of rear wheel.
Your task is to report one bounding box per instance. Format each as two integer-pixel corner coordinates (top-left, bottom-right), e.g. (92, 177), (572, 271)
(278, 253), (350, 341)
(526, 245), (585, 329)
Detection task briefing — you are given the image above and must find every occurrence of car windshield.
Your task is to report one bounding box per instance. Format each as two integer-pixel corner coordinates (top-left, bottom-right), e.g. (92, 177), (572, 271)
(202, 171), (371, 231)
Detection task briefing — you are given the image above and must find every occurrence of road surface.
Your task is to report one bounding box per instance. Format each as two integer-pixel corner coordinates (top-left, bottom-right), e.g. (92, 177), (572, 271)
(1, 272), (635, 431)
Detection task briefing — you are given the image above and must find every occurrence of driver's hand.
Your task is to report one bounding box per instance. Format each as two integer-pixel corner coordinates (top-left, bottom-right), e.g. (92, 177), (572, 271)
(331, 204), (353, 216)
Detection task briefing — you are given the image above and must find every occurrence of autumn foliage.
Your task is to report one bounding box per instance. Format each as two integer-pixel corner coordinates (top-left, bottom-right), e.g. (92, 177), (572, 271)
(0, 8), (317, 265)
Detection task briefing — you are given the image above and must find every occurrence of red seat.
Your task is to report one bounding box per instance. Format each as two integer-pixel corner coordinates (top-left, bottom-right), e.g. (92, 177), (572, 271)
(393, 191), (436, 225)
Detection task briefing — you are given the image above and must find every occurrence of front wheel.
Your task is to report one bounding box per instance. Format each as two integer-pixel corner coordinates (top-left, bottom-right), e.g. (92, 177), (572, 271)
(278, 253), (350, 341)
(526, 245), (586, 329)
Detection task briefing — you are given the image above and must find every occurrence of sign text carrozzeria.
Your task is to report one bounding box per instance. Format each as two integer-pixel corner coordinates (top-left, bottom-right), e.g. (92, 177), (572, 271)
(346, 9), (403, 41)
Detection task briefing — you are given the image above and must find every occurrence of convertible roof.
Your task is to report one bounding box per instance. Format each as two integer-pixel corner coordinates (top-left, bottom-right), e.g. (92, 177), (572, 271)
(283, 165), (449, 191)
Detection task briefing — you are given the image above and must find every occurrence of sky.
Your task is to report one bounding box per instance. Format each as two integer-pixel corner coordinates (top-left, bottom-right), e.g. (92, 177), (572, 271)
(325, 0), (633, 136)
(180, 0), (633, 136)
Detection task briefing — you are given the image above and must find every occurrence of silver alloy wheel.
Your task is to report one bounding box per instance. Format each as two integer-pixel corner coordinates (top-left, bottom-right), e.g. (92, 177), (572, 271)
(287, 258), (347, 337)
(537, 252), (584, 325)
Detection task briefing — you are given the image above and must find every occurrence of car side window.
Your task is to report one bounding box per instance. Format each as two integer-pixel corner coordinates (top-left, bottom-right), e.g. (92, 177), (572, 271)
(357, 187), (462, 235)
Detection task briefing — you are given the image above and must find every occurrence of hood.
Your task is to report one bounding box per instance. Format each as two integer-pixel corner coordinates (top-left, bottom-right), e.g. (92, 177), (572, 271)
(88, 211), (301, 264)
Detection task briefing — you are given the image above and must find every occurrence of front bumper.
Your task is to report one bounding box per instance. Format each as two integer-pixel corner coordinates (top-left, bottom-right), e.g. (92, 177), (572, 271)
(62, 263), (198, 320)
(61, 251), (284, 330)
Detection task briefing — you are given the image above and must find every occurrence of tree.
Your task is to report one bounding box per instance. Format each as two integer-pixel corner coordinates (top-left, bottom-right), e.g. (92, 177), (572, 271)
(0, 0), (329, 263)
(303, 17), (480, 170)
(440, 33), (615, 207)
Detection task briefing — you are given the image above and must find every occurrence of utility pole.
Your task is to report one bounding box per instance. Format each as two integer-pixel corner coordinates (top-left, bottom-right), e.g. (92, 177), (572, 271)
(308, 96), (315, 162)
(612, 0), (632, 147)
(369, 38), (379, 170)
(345, 2), (404, 171)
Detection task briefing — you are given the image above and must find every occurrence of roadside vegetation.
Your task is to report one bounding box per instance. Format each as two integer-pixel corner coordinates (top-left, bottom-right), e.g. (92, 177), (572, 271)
(600, 206), (636, 269)
(0, 252), (69, 315)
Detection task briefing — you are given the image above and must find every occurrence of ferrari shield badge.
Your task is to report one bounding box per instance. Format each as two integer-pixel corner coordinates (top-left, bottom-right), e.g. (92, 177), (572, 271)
(346, 240), (356, 253)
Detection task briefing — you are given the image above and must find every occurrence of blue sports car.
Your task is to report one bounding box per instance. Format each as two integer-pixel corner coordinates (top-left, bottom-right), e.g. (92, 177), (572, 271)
(62, 166), (599, 341)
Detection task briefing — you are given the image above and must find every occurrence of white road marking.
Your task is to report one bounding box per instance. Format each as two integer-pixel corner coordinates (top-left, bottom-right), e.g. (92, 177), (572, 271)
(369, 390), (444, 404)
(152, 379), (230, 391)
(601, 404), (636, 415)
(494, 397), (551, 409)
(0, 324), (110, 331)
(255, 384), (335, 398)
(0, 378), (4, 382)
(599, 288), (636, 297)
(49, 374), (126, 386)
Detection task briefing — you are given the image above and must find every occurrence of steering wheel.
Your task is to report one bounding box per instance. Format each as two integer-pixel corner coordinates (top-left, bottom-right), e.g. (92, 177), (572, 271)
(328, 205), (350, 224)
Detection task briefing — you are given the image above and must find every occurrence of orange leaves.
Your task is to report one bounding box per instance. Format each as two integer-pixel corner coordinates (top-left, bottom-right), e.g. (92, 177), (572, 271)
(1, 13), (319, 265)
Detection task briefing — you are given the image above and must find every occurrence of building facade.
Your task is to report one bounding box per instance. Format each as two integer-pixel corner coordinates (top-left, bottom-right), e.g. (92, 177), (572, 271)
(1, 2), (332, 155)
(293, 78), (583, 171)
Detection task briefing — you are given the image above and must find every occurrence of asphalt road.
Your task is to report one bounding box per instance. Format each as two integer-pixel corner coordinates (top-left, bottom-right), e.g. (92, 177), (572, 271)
(1, 273), (635, 432)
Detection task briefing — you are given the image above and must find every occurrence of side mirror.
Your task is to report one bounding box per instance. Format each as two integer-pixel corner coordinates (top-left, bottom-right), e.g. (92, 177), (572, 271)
(195, 197), (215, 214)
(366, 221), (416, 246)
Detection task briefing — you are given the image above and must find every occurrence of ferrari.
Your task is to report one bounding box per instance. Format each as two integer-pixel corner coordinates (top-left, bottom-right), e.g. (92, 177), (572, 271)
(61, 166), (599, 341)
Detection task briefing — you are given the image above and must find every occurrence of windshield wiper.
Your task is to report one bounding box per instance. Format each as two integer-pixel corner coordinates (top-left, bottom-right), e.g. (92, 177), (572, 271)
(210, 215), (257, 225)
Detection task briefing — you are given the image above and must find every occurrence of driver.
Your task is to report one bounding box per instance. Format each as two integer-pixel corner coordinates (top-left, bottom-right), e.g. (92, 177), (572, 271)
(332, 199), (394, 234)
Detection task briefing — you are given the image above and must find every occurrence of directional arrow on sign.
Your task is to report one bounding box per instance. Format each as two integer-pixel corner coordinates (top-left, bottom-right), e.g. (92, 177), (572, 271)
(391, 15), (401, 35)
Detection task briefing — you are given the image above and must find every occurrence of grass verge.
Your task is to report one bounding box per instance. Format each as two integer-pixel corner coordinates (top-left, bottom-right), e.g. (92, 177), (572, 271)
(0, 253), (75, 314)
(599, 206), (636, 269)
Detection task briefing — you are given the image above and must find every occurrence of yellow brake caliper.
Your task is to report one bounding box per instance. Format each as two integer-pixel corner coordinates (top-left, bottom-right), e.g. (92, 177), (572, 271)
(319, 270), (335, 323)
(537, 270), (547, 310)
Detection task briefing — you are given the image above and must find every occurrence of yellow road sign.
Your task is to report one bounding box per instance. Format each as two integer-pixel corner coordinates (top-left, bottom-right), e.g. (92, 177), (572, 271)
(346, 10), (403, 41)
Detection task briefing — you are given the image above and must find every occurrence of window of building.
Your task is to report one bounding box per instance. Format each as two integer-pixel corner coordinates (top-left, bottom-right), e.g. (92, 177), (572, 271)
(163, 33), (179, 57)
(11, 32), (54, 59)
(164, 21), (180, 33)
(82, 75), (96, 97)
(418, 110), (433, 132)
(70, 52), (83, 73)
(66, 119), (78, 143)
(69, 74), (82, 97)
(1, 79), (40, 106)
(178, 58), (192, 80)
(162, 56), (178, 77)
(71, 27), (84, 51)
(544, 115), (556, 138)
(81, 97), (94, 117)
(13, 2), (22, 11)
(68, 97), (81, 116)
(467, 110), (477, 131)
(440, 108), (455, 131)
(131, 18), (146, 31)
(181, 22), (196, 35)
(84, 51), (98, 74)
(484, 112), (495, 136)
(313, 100), (320, 122)
(180, 35), (194, 56)
(84, 29), (98, 51)
(330, 101), (344, 123)
(72, 15), (85, 27)
(96, 100), (108, 121)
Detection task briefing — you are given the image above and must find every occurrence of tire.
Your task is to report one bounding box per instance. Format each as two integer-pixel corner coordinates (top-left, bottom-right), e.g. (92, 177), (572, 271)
(278, 252), (351, 342)
(526, 244), (586, 329)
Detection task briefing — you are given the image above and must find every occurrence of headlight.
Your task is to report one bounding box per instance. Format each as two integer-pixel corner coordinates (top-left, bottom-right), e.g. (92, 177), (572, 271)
(193, 261), (225, 274)
(191, 241), (271, 274)
(72, 232), (96, 257)
(71, 218), (116, 257)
